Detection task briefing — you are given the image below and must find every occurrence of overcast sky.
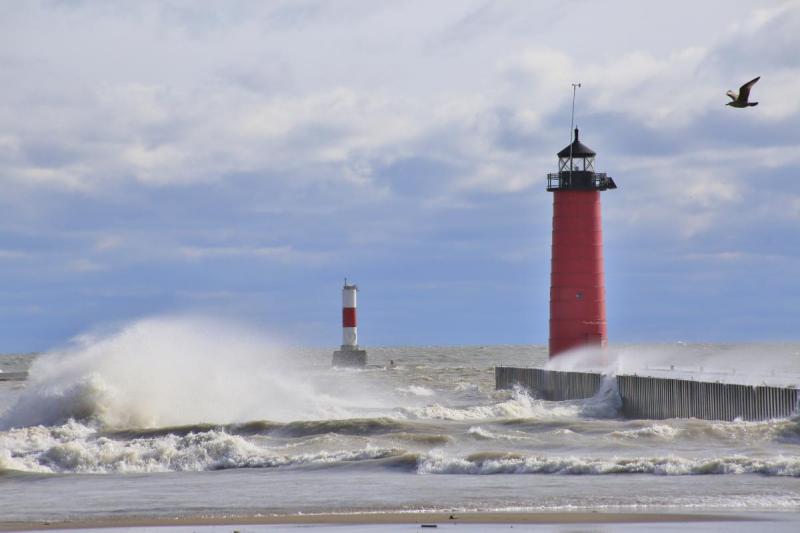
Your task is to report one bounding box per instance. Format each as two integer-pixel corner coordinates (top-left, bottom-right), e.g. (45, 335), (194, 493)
(1, 0), (799, 351)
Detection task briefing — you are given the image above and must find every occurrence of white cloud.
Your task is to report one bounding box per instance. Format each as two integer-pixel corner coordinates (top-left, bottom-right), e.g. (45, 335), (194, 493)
(67, 259), (107, 273)
(0, 2), (797, 252)
(0, 250), (28, 260)
(0, 0), (795, 200)
(178, 245), (333, 264)
(94, 235), (123, 251)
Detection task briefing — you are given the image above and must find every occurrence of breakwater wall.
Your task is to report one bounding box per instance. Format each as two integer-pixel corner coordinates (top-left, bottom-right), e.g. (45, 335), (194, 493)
(332, 348), (367, 368)
(496, 366), (799, 421)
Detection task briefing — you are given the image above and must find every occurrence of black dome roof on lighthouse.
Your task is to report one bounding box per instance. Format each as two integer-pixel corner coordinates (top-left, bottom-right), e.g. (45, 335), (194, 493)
(557, 128), (596, 158)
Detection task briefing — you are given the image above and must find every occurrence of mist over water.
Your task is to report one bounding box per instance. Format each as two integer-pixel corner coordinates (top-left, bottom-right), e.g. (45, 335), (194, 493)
(545, 343), (800, 386)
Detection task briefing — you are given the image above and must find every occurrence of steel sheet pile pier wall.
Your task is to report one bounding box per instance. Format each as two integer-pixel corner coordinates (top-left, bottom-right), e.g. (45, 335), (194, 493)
(616, 374), (800, 420)
(496, 367), (800, 421)
(495, 367), (603, 401)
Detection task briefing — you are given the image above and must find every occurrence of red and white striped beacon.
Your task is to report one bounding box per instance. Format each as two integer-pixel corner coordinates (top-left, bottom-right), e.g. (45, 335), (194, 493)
(332, 278), (367, 367)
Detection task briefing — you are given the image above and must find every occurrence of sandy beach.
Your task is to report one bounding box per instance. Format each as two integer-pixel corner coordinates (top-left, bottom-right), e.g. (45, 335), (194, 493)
(0, 511), (755, 531)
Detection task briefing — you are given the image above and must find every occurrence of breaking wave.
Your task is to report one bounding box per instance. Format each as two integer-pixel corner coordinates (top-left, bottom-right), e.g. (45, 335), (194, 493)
(270, 418), (407, 438)
(395, 388), (582, 421)
(100, 417), (410, 440)
(417, 451), (800, 476)
(609, 424), (682, 440)
(605, 417), (800, 444)
(0, 316), (373, 429)
(467, 426), (530, 442)
(0, 421), (404, 474)
(5, 416), (799, 477)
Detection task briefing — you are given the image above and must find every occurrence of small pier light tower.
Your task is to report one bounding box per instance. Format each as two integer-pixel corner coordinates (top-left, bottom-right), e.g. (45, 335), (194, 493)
(547, 127), (617, 357)
(332, 278), (367, 367)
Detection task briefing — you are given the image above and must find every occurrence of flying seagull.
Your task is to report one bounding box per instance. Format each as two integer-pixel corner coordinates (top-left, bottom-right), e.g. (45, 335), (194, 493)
(726, 76), (760, 108)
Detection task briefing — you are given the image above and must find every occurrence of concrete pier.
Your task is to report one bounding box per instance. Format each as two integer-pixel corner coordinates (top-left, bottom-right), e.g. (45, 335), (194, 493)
(496, 367), (800, 421)
(332, 348), (367, 368)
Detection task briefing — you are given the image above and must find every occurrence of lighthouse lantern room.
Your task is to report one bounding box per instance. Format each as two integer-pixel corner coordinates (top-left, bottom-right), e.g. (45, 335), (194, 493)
(547, 128), (615, 191)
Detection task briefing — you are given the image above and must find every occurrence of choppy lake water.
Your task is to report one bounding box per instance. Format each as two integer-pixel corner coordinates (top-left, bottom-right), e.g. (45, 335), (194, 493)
(1, 318), (799, 521)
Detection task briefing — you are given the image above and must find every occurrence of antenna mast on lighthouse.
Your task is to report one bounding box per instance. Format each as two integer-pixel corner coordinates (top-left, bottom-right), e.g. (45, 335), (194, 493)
(569, 82), (581, 178)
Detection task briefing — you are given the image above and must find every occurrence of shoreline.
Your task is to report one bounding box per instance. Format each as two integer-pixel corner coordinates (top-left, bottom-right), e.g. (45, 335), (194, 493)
(0, 511), (756, 531)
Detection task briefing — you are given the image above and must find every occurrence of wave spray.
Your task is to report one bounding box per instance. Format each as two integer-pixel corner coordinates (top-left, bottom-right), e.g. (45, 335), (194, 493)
(2, 316), (363, 429)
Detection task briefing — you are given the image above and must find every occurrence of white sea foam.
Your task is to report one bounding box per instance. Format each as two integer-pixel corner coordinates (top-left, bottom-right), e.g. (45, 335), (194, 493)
(578, 375), (622, 418)
(396, 385), (435, 397)
(466, 426), (531, 442)
(610, 424), (681, 440)
(4, 419), (800, 477)
(397, 380), (625, 421)
(0, 422), (400, 474)
(467, 426), (496, 439)
(454, 383), (481, 393)
(417, 451), (800, 476)
(396, 389), (581, 421)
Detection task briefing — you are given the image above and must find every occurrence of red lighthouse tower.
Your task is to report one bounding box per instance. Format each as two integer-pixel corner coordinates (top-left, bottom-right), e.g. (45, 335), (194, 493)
(547, 127), (616, 357)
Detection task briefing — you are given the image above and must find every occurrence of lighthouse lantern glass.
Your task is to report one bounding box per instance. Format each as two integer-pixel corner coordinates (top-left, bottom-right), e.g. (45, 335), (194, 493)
(559, 155), (595, 172)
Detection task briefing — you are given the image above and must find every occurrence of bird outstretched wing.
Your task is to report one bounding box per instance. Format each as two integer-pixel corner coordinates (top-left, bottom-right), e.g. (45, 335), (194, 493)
(738, 76), (760, 101)
(726, 90), (738, 101)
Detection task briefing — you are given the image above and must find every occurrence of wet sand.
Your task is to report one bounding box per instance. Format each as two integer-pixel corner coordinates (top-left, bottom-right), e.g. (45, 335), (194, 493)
(0, 511), (754, 531)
